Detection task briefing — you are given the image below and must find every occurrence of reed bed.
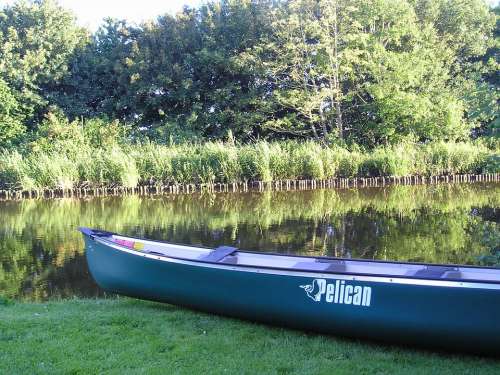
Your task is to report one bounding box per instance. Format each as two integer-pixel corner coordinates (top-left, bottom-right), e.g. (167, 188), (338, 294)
(0, 140), (498, 193)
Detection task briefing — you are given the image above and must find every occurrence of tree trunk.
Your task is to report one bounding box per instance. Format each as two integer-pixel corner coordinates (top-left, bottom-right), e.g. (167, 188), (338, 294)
(335, 99), (343, 139)
(329, 0), (343, 140)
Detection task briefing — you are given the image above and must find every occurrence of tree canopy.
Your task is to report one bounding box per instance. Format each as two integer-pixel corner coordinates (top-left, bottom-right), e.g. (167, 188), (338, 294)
(0, 0), (498, 147)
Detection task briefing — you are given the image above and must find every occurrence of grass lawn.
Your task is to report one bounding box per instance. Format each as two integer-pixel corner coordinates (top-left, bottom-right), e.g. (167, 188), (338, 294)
(1, 298), (498, 375)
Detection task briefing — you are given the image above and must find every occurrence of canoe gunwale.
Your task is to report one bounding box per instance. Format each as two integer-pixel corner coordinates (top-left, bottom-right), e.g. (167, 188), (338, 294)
(78, 227), (499, 272)
(83, 230), (500, 290)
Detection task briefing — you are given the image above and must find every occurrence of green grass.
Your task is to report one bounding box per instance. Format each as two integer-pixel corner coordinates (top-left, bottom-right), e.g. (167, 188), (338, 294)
(1, 298), (499, 374)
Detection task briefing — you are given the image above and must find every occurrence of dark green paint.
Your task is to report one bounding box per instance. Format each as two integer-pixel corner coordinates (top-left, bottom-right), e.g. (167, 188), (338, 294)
(84, 236), (500, 354)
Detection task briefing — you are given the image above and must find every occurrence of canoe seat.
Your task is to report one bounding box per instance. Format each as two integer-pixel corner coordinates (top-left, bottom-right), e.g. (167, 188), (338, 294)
(199, 246), (238, 263)
(410, 266), (461, 279)
(295, 260), (346, 273)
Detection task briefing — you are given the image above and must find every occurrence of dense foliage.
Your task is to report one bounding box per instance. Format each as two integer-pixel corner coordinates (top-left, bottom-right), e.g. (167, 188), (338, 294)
(0, 0), (498, 148)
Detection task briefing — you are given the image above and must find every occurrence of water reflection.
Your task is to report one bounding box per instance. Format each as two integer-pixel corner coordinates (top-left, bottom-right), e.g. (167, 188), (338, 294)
(0, 183), (498, 301)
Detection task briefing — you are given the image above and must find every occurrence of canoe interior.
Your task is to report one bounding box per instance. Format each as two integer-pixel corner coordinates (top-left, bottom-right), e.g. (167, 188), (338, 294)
(82, 228), (500, 284)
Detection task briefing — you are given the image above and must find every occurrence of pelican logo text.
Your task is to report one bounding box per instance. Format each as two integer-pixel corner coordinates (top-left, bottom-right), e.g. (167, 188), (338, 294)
(300, 279), (372, 307)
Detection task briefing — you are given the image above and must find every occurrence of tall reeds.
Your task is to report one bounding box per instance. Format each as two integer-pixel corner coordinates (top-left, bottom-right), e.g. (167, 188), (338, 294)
(1, 140), (498, 191)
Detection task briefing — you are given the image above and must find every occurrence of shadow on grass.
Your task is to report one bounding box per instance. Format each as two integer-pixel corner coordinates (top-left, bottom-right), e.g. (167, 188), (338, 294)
(119, 297), (497, 360)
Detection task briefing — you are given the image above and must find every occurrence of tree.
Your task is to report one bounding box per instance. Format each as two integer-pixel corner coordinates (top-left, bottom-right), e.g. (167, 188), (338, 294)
(351, 0), (471, 145)
(413, 0), (498, 137)
(54, 18), (140, 121)
(251, 0), (357, 142)
(468, 5), (499, 137)
(125, 0), (275, 141)
(0, 0), (497, 146)
(414, 0), (495, 61)
(0, 78), (25, 147)
(251, 0), (496, 145)
(0, 0), (87, 129)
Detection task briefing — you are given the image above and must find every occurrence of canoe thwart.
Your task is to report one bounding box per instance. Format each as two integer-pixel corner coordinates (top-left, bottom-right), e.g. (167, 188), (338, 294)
(315, 258), (347, 272)
(294, 261), (346, 273)
(221, 256), (238, 265)
(410, 266), (461, 279)
(199, 246), (238, 262)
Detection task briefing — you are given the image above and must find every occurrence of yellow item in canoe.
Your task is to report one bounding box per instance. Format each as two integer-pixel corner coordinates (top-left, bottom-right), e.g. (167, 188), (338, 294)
(133, 242), (145, 251)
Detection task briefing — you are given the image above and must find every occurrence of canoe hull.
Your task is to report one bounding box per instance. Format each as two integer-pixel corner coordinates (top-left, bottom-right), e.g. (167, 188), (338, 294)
(85, 236), (500, 354)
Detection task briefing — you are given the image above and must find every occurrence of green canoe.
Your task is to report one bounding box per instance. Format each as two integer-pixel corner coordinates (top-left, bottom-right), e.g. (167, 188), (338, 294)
(79, 227), (500, 354)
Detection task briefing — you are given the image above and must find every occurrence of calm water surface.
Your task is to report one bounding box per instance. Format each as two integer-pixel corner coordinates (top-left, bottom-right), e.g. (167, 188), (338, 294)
(1, 183), (499, 301)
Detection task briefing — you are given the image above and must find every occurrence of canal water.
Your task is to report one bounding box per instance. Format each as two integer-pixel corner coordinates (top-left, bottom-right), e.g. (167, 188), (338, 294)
(0, 183), (498, 301)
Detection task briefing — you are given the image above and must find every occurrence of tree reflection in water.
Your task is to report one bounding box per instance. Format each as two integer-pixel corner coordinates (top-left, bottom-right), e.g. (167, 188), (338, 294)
(0, 183), (498, 301)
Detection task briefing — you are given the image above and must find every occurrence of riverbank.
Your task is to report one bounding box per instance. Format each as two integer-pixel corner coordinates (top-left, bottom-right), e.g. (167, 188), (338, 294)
(1, 172), (499, 200)
(1, 140), (499, 199)
(1, 298), (499, 374)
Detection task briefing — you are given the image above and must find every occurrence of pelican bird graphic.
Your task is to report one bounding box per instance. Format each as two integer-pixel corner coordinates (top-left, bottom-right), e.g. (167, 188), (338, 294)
(300, 279), (326, 302)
